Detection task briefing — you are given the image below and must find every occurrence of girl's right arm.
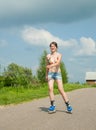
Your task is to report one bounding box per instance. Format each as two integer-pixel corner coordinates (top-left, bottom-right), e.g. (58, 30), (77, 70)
(46, 55), (49, 81)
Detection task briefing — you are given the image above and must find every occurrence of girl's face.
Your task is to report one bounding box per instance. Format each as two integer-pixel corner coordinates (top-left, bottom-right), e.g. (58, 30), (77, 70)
(50, 44), (57, 53)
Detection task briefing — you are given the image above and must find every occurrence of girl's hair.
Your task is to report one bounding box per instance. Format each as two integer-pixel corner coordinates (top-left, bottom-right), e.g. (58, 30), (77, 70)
(49, 41), (58, 48)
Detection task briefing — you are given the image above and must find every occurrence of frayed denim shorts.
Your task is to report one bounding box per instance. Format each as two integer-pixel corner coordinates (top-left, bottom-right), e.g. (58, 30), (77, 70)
(48, 72), (62, 80)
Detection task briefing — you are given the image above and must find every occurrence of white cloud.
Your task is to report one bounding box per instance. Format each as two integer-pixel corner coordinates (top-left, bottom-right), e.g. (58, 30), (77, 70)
(0, 40), (8, 47)
(21, 27), (77, 47)
(22, 27), (96, 56)
(76, 37), (96, 56)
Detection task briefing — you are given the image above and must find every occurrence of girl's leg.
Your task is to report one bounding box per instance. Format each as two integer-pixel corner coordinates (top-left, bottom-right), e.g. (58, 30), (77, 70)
(48, 79), (55, 105)
(56, 79), (72, 112)
(56, 79), (69, 102)
(48, 79), (56, 112)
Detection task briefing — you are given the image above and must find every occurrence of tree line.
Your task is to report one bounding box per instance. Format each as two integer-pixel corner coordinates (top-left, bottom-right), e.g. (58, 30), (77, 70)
(0, 50), (68, 87)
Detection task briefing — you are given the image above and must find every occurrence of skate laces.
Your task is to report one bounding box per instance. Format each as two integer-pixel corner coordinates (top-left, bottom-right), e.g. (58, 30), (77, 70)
(67, 105), (72, 111)
(49, 105), (55, 111)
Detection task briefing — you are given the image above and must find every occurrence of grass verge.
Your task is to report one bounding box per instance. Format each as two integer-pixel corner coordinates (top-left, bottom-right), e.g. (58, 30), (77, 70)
(0, 83), (95, 106)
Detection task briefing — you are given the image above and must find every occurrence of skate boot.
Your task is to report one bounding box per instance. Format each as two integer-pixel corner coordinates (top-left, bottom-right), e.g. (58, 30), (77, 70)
(48, 105), (56, 113)
(67, 105), (72, 113)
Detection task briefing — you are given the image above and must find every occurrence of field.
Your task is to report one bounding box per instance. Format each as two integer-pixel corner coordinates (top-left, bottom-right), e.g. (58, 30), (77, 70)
(0, 83), (95, 106)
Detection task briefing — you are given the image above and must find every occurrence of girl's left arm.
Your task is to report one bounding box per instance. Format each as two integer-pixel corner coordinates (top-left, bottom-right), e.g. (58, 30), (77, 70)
(46, 54), (62, 69)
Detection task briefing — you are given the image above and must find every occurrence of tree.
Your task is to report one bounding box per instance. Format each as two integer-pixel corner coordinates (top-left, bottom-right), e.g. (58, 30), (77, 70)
(0, 75), (4, 87)
(3, 63), (33, 86)
(37, 50), (47, 83)
(0, 64), (4, 87)
(60, 61), (68, 83)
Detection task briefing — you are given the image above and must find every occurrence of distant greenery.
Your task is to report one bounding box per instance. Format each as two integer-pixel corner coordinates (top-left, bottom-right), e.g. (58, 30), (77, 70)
(2, 63), (33, 87)
(0, 83), (95, 106)
(60, 61), (68, 83)
(37, 50), (47, 83)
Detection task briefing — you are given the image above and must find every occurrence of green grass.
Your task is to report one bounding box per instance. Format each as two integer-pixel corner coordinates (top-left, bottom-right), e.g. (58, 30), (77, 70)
(0, 83), (95, 106)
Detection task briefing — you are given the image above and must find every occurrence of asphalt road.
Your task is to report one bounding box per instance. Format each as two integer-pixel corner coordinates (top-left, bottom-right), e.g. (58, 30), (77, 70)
(0, 88), (96, 130)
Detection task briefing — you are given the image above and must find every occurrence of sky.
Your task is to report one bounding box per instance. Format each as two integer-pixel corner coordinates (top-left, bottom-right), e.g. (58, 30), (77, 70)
(0, 0), (96, 83)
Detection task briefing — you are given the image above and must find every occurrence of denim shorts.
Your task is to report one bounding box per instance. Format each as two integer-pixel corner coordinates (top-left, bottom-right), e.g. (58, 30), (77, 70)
(48, 72), (62, 80)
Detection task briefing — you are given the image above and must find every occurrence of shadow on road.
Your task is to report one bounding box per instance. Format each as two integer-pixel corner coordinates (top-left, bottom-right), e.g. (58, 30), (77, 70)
(39, 107), (49, 112)
(39, 107), (72, 114)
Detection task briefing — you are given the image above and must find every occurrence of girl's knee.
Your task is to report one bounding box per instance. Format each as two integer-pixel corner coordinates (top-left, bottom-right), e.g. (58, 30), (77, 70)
(49, 87), (53, 92)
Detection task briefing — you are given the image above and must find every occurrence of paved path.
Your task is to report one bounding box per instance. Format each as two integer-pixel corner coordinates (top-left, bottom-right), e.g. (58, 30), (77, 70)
(0, 88), (96, 130)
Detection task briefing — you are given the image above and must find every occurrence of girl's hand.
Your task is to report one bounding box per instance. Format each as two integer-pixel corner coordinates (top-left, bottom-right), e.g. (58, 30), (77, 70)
(46, 65), (51, 69)
(46, 63), (54, 69)
(46, 75), (48, 81)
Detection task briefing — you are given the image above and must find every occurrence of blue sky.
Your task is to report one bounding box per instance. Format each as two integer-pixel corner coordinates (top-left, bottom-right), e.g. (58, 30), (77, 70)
(0, 0), (96, 83)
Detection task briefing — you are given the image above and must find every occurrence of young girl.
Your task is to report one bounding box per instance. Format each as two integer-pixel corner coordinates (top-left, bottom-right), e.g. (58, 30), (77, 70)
(46, 41), (72, 113)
